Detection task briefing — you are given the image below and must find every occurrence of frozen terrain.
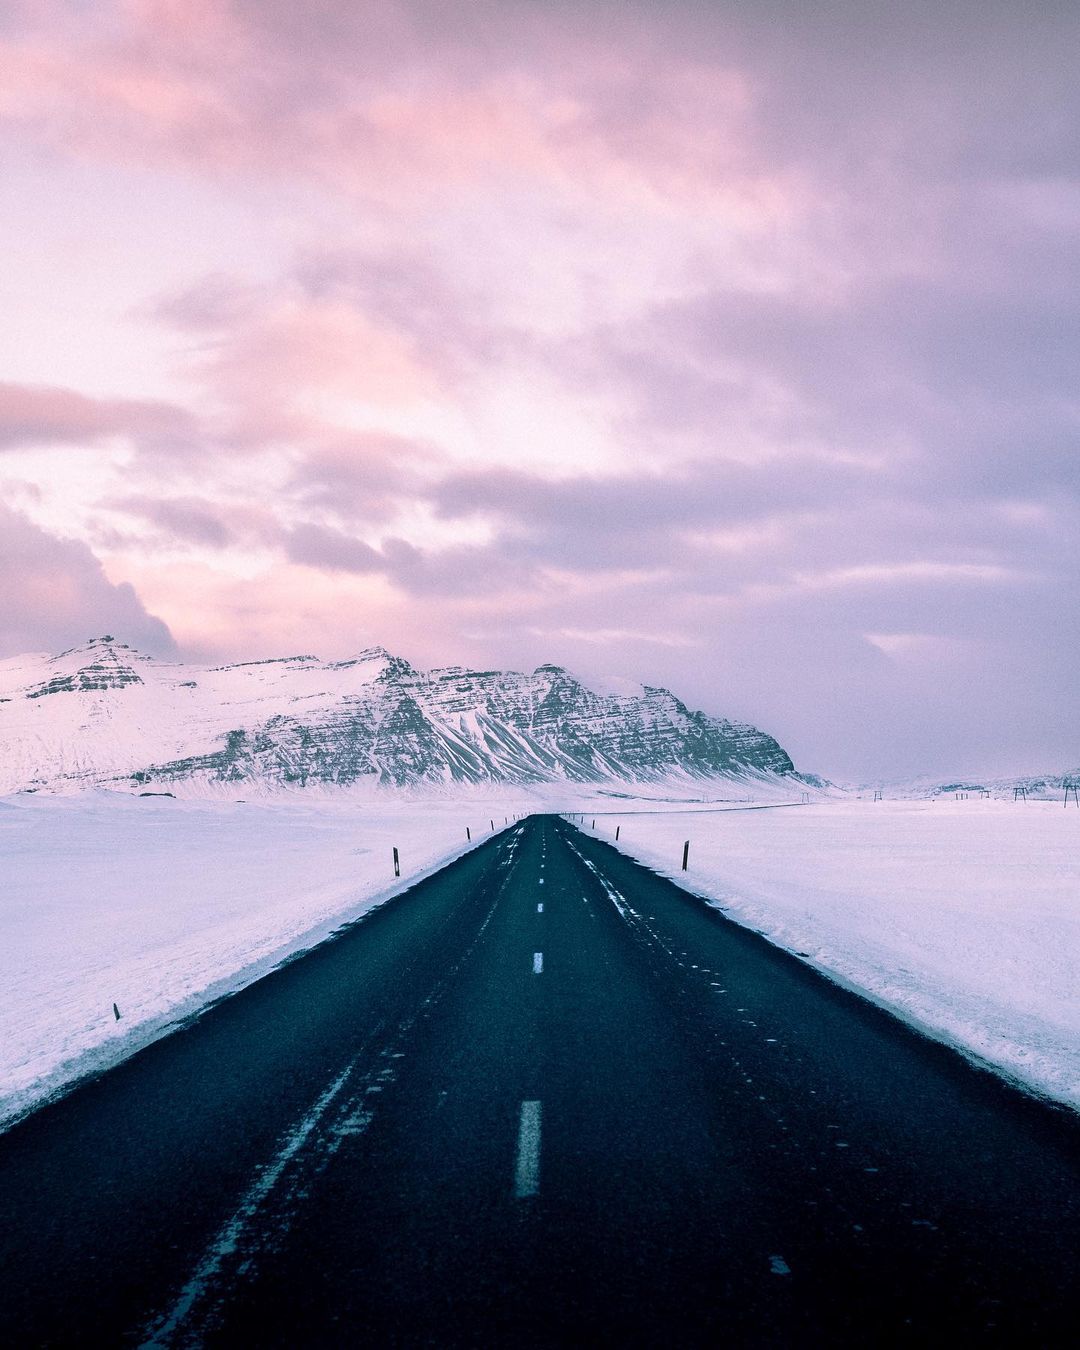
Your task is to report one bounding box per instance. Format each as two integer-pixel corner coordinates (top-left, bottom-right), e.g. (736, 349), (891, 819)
(3, 788), (1077, 1130)
(595, 797), (1080, 1109)
(0, 791), (528, 1128)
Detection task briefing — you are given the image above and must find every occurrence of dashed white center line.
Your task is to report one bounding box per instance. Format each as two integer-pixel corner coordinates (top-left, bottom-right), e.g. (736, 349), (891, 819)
(532, 951), (544, 974)
(537, 902), (544, 913)
(514, 1100), (542, 1198)
(538, 877), (544, 885)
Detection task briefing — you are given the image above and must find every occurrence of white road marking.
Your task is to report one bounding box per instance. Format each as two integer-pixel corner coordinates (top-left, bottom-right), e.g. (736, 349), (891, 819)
(533, 951), (543, 974)
(538, 877), (544, 885)
(514, 1100), (542, 1198)
(769, 1255), (791, 1276)
(537, 903), (544, 913)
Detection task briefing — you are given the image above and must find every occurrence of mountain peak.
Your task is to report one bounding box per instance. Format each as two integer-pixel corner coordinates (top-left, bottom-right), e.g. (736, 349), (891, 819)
(59, 635), (137, 658)
(0, 639), (797, 793)
(25, 636), (147, 702)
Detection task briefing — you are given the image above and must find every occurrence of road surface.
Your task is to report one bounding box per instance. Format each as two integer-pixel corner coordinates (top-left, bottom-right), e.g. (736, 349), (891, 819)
(0, 815), (1077, 1345)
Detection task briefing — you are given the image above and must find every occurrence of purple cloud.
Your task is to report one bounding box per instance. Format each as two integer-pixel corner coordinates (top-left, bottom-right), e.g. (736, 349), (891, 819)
(0, 506), (177, 658)
(0, 383), (198, 455)
(283, 523), (385, 574)
(108, 496), (236, 549)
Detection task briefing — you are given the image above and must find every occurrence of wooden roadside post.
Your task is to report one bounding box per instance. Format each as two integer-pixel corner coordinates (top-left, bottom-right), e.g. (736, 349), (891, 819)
(615, 825), (620, 841)
(682, 840), (690, 871)
(393, 847), (400, 877)
(466, 826), (471, 841)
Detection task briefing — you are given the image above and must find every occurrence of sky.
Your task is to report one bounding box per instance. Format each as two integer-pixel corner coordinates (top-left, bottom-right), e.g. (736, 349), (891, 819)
(1, 0), (1078, 782)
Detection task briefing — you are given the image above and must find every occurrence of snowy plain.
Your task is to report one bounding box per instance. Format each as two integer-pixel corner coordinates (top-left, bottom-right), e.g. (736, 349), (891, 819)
(589, 797), (1080, 1110)
(0, 791), (528, 1128)
(2, 788), (1078, 1130)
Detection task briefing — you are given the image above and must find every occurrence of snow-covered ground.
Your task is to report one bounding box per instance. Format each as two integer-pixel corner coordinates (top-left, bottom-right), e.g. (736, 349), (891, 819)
(591, 798), (1080, 1110)
(0, 791), (527, 1128)
(3, 788), (1077, 1130)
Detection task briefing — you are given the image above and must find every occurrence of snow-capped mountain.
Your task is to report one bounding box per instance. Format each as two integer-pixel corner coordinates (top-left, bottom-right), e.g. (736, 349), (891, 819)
(0, 637), (797, 795)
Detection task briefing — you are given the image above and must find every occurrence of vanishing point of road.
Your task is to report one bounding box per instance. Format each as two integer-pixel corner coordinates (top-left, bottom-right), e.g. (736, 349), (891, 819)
(0, 815), (1077, 1345)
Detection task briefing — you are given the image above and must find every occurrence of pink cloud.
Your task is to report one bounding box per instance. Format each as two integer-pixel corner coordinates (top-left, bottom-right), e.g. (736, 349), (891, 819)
(0, 2), (794, 220)
(0, 382), (197, 453)
(149, 278), (443, 452)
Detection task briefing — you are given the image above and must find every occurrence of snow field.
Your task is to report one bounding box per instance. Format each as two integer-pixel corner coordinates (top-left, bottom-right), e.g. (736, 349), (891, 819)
(593, 798), (1080, 1109)
(4, 790), (1076, 1130)
(0, 792), (526, 1128)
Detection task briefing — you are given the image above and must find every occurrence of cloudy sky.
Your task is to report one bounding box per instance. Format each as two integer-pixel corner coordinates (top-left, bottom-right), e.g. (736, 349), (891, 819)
(1, 0), (1078, 780)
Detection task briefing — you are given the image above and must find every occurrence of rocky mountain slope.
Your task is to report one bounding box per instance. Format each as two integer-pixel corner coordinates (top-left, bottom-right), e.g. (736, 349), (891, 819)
(0, 637), (797, 795)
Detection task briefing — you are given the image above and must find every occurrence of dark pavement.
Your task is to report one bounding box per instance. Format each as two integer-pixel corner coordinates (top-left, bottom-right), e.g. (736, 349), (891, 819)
(0, 814), (1077, 1346)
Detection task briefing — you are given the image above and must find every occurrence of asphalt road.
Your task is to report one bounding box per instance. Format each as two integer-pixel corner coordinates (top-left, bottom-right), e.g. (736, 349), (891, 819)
(1, 814), (1078, 1346)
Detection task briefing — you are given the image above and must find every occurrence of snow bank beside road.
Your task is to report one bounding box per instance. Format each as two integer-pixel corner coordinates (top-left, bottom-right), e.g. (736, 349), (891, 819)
(0, 792), (524, 1129)
(596, 799), (1080, 1110)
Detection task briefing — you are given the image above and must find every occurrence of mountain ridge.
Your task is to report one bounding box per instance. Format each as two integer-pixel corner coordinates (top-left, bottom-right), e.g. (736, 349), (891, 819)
(0, 636), (798, 795)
